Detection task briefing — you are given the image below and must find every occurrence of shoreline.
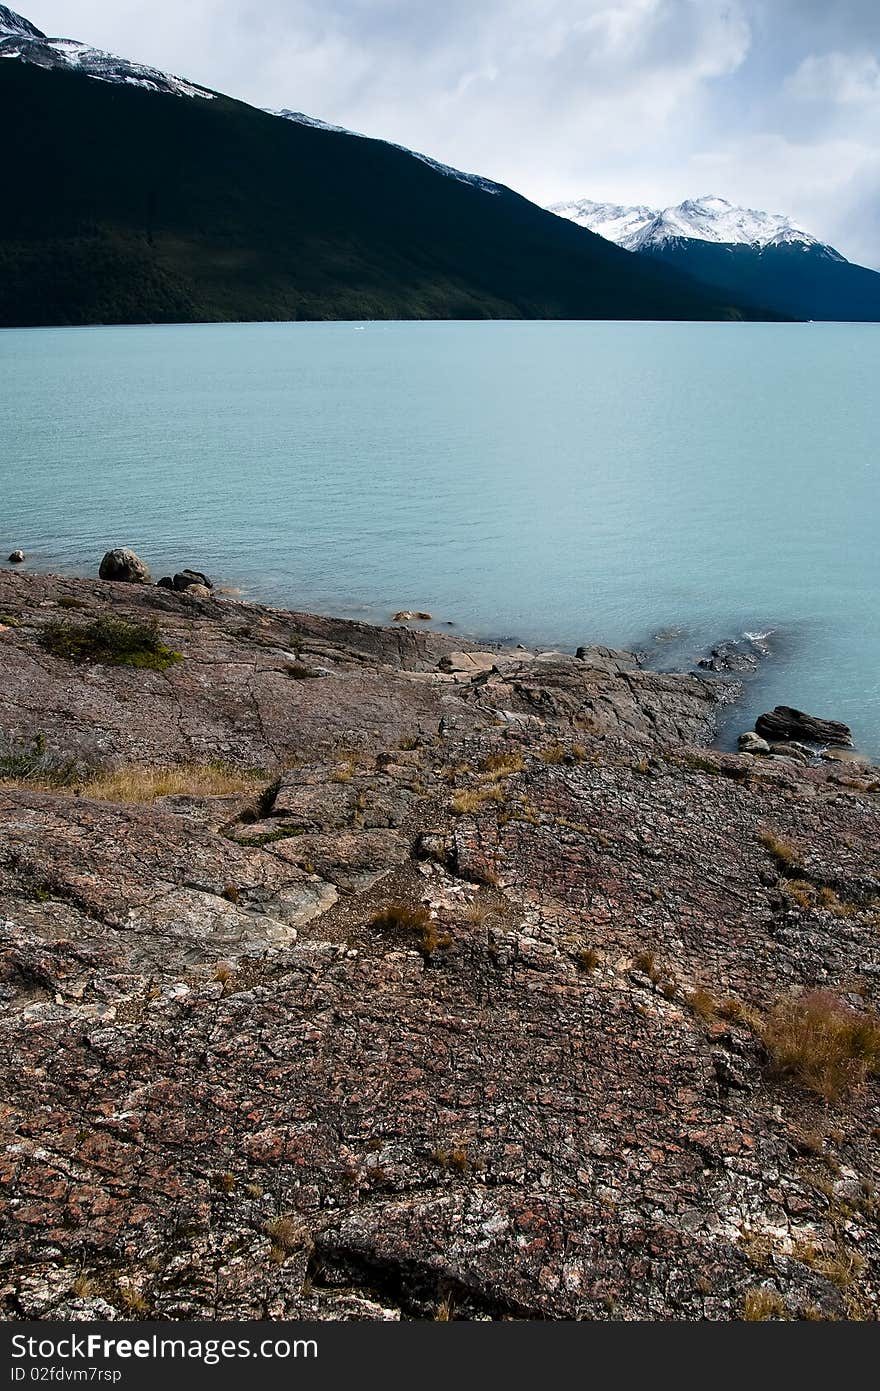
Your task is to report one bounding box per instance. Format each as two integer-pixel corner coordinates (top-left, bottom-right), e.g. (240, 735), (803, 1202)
(3, 560), (863, 765)
(1, 562), (879, 1321)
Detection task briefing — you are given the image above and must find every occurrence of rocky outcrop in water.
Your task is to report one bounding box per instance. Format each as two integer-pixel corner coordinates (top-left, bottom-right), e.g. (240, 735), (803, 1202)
(756, 706), (853, 748)
(98, 548), (151, 583)
(173, 569), (214, 592)
(698, 639), (761, 674)
(0, 570), (878, 1323)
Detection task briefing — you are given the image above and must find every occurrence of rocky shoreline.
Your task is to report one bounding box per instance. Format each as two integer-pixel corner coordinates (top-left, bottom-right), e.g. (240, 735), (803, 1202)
(1, 566), (879, 1321)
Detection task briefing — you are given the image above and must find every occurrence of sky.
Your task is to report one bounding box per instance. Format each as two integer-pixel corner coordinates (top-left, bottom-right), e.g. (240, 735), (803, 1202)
(25, 1), (880, 266)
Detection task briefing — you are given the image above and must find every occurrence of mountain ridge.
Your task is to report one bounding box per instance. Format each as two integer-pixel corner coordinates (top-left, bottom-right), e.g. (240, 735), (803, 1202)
(0, 5), (215, 99)
(549, 193), (827, 253)
(550, 193), (880, 321)
(0, 7), (780, 327)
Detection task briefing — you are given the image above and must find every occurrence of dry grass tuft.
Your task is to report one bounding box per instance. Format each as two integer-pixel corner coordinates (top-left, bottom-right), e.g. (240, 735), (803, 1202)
(782, 879), (815, 911)
(480, 750), (525, 778)
(743, 1287), (790, 1321)
(716, 996), (754, 1025)
(433, 1145), (470, 1173)
(575, 947), (600, 973)
(421, 920), (453, 955)
(781, 881), (865, 918)
(812, 1245), (865, 1289)
(370, 900), (431, 934)
(687, 987), (719, 1020)
(114, 1282), (151, 1317)
(762, 990), (880, 1102)
(434, 1294), (456, 1321)
(459, 899), (493, 927)
(265, 1215), (309, 1258)
(759, 829), (803, 872)
(79, 763), (264, 803)
(634, 950), (663, 985)
(451, 783), (504, 815)
(370, 900), (450, 956)
(541, 743), (566, 764)
(213, 963), (236, 995)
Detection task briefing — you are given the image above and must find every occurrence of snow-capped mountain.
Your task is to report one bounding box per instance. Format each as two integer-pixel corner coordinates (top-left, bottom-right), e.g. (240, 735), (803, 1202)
(549, 193), (880, 322)
(5, 6), (762, 327)
(270, 109), (502, 197)
(0, 5), (214, 99)
(549, 194), (833, 255)
(1, 3), (501, 196)
(549, 199), (657, 248)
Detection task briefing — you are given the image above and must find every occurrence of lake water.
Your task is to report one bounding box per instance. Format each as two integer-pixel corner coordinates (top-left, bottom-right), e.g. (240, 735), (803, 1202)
(1, 320), (878, 755)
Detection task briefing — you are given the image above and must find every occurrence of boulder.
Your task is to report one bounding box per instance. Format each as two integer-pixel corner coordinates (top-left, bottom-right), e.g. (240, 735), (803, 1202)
(769, 742), (810, 762)
(438, 650), (499, 678)
(98, 548), (151, 583)
(173, 569), (214, 592)
(755, 705), (853, 748)
(156, 576), (175, 589)
(180, 583), (213, 600)
(7, 550), (25, 563)
(393, 610), (432, 622)
(413, 830), (452, 866)
(738, 731), (770, 755)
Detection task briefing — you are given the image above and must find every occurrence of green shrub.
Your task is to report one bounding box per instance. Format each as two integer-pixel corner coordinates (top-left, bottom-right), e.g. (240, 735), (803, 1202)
(40, 616), (181, 671)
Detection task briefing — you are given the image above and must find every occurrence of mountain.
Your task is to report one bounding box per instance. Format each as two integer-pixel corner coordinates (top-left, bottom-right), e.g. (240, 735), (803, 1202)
(548, 194), (880, 322)
(0, 5), (214, 98)
(0, 8), (777, 327)
(550, 195), (821, 253)
(271, 109), (506, 196)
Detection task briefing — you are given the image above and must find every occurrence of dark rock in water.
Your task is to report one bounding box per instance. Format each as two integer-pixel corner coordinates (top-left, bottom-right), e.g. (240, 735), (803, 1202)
(756, 705), (853, 747)
(157, 576), (174, 589)
(98, 548), (151, 583)
(698, 639), (760, 674)
(8, 550), (25, 563)
(173, 569), (214, 592)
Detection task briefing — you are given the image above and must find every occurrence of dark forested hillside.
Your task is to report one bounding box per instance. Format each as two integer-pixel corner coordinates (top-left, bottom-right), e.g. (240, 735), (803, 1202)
(0, 61), (778, 326)
(642, 237), (880, 323)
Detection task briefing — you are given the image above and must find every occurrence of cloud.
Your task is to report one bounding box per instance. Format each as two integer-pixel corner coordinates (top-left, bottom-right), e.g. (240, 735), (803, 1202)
(787, 50), (880, 106)
(23, 1), (880, 264)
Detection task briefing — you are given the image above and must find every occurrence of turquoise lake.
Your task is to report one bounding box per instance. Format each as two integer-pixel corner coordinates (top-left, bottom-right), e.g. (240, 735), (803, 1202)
(1, 320), (878, 754)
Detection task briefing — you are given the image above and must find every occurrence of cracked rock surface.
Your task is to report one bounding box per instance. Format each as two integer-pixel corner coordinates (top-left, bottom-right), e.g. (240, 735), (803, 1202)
(1, 571), (879, 1322)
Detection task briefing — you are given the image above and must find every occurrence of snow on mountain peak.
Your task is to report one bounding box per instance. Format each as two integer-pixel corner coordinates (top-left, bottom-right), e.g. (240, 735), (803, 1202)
(0, 7), (214, 100)
(549, 193), (827, 254)
(0, 6), (43, 38)
(271, 109), (502, 196)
